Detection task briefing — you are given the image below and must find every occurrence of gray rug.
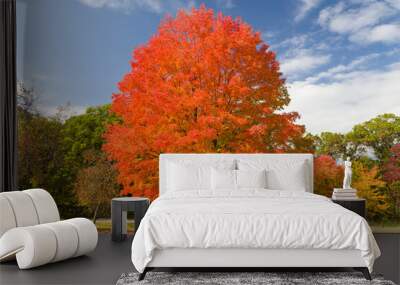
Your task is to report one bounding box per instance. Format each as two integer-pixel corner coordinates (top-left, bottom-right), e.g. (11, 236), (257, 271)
(116, 272), (396, 285)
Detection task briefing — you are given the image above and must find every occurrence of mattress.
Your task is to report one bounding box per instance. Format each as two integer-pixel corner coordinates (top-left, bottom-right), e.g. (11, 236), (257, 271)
(131, 190), (380, 273)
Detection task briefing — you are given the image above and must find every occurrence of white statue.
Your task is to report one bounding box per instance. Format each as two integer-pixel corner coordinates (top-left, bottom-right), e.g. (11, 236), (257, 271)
(343, 157), (352, 189)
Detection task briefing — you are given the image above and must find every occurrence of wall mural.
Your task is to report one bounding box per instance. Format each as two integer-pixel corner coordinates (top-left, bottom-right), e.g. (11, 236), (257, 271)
(16, 0), (400, 227)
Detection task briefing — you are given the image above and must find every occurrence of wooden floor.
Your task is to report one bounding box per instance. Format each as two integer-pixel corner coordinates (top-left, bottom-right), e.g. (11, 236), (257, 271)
(0, 233), (399, 285)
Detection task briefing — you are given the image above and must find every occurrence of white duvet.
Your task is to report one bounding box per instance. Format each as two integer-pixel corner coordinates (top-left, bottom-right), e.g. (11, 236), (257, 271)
(131, 190), (380, 273)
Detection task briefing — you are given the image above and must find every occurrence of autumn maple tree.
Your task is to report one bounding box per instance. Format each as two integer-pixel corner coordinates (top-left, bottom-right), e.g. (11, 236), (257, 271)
(382, 144), (400, 217)
(104, 6), (305, 198)
(313, 155), (343, 197)
(352, 161), (389, 220)
(383, 144), (400, 184)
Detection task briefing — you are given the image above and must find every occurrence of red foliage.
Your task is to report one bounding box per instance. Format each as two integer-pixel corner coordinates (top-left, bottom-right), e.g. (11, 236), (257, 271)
(383, 144), (400, 184)
(104, 6), (305, 199)
(314, 155), (343, 197)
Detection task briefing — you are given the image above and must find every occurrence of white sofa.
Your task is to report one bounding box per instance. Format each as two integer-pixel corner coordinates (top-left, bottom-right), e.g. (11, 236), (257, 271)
(0, 188), (98, 269)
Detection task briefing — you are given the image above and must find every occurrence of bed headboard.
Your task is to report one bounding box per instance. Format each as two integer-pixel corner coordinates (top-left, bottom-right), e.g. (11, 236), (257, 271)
(159, 153), (314, 195)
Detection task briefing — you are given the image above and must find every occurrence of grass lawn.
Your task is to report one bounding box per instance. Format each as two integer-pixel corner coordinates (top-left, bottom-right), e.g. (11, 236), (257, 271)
(95, 219), (135, 233)
(371, 221), (400, 234)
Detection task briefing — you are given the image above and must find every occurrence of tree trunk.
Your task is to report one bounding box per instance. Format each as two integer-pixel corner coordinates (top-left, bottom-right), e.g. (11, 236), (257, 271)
(92, 202), (100, 224)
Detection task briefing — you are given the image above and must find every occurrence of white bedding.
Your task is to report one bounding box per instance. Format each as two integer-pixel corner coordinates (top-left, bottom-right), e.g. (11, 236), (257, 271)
(131, 190), (380, 273)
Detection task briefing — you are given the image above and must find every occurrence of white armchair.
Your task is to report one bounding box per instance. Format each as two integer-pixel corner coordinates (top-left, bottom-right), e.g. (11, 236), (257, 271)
(0, 189), (98, 269)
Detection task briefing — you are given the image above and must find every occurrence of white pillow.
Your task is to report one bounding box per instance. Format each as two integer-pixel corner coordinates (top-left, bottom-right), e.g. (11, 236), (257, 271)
(166, 159), (236, 192)
(211, 168), (236, 190)
(238, 159), (307, 191)
(236, 169), (267, 189)
(266, 162), (307, 191)
(167, 163), (210, 191)
(211, 168), (268, 190)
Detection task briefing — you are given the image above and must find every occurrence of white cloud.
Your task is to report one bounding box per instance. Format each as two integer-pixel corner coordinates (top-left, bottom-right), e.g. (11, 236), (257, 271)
(386, 0), (400, 10)
(216, 0), (235, 9)
(350, 23), (400, 44)
(318, 1), (394, 33)
(286, 62), (400, 134)
(78, 0), (195, 14)
(278, 34), (309, 49)
(261, 31), (275, 41)
(268, 34), (310, 55)
(295, 0), (321, 22)
(318, 1), (400, 44)
(79, 0), (140, 11)
(303, 53), (381, 84)
(280, 49), (331, 77)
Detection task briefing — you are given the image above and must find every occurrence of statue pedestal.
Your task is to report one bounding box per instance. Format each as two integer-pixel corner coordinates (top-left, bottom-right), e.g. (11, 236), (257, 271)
(332, 188), (358, 200)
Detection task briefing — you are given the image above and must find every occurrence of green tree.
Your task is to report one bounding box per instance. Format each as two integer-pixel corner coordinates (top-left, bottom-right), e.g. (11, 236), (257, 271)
(62, 104), (119, 174)
(315, 114), (400, 162)
(346, 114), (400, 161)
(18, 111), (84, 218)
(315, 132), (347, 160)
(17, 84), (84, 217)
(60, 105), (121, 218)
(17, 86), (120, 218)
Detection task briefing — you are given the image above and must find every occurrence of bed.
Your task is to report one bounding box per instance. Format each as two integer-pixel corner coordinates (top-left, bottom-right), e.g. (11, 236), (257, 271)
(131, 154), (380, 280)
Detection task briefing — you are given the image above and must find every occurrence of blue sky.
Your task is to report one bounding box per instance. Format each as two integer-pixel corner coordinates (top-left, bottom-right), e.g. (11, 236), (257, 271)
(17, 0), (400, 134)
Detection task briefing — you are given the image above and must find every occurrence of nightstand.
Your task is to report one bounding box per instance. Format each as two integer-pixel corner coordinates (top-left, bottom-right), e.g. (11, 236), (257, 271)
(332, 198), (366, 218)
(111, 197), (150, 241)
